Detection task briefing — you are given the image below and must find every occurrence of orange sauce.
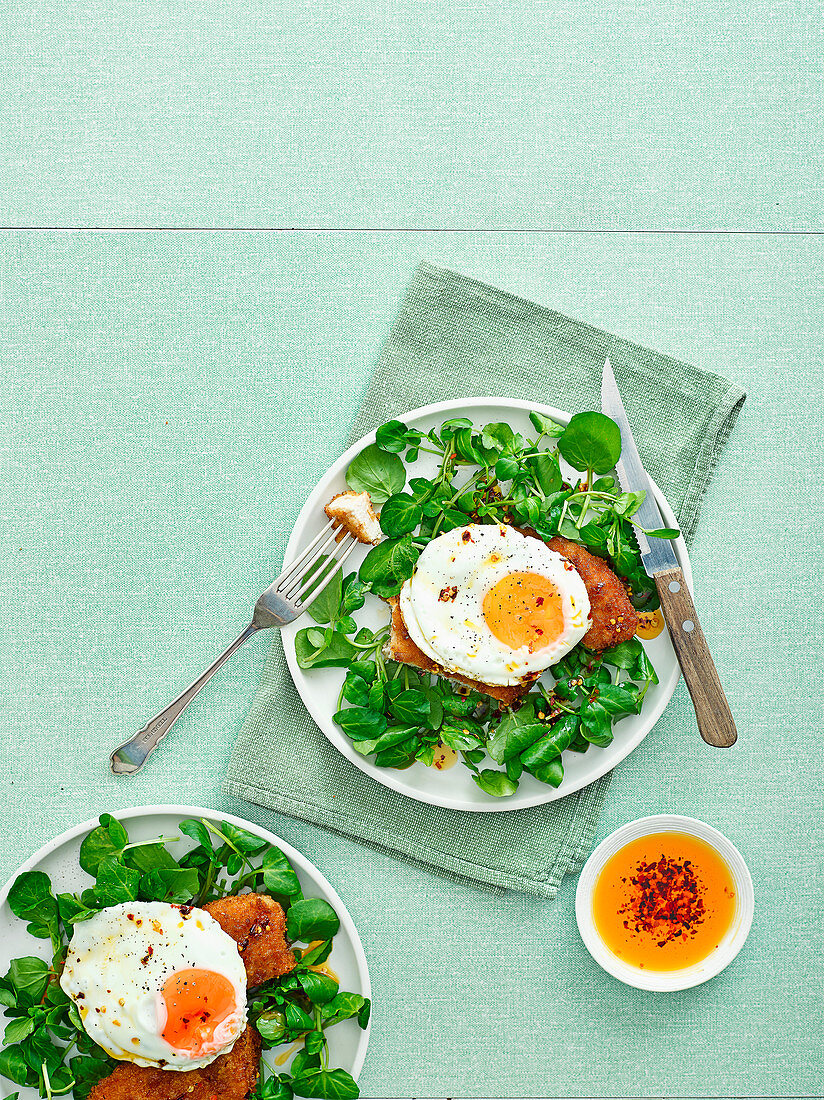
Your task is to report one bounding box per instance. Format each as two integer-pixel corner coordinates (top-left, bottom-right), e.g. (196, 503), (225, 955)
(592, 832), (736, 971)
(637, 609), (665, 639)
(430, 743), (458, 770)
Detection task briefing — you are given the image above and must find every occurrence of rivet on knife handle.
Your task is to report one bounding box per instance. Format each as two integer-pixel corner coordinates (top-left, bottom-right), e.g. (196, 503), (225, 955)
(653, 566), (738, 748)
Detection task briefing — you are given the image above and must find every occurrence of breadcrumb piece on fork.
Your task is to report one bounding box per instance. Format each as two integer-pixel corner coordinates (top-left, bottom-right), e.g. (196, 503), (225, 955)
(325, 491), (382, 544)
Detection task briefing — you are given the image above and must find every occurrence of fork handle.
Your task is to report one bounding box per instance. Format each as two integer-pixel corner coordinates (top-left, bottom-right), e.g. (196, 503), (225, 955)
(654, 567), (737, 748)
(110, 621), (260, 775)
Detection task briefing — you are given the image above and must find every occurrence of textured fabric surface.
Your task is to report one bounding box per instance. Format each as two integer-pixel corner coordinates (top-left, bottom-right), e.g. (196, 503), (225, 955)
(2, 232), (822, 1098)
(225, 262), (745, 897)
(0, 0), (821, 229)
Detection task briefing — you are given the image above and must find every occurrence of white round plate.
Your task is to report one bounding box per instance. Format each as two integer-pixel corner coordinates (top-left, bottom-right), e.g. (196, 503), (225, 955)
(575, 814), (754, 991)
(283, 397), (692, 812)
(0, 805), (371, 1097)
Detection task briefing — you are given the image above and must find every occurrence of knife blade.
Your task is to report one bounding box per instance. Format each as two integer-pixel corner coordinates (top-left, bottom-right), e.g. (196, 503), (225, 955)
(600, 358), (737, 748)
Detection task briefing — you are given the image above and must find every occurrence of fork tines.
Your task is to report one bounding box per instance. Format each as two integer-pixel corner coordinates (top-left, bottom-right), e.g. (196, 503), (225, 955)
(276, 518), (359, 609)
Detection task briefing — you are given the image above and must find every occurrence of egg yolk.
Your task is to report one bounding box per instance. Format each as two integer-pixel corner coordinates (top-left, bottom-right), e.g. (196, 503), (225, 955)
(482, 571), (564, 652)
(161, 968), (236, 1055)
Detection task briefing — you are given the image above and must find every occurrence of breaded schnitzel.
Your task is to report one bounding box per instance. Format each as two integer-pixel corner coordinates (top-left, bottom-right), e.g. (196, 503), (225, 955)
(204, 894), (296, 988)
(546, 535), (638, 650)
(88, 1022), (262, 1100)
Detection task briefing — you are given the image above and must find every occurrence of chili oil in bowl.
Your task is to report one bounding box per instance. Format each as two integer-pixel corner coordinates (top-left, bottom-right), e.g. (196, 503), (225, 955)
(576, 815), (754, 991)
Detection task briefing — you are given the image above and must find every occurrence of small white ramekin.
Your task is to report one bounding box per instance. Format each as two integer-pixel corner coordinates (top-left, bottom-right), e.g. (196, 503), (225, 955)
(575, 814), (754, 991)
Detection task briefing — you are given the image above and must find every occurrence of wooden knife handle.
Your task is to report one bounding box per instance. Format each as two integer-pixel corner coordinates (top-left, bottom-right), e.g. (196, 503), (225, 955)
(653, 566), (738, 748)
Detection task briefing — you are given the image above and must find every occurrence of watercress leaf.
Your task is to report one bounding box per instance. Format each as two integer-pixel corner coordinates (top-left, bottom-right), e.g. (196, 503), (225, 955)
(437, 721), (483, 752)
(505, 756), (523, 783)
(78, 816), (129, 877)
(259, 848), (302, 899)
(600, 637), (643, 670)
(297, 939), (332, 967)
(140, 868), (201, 904)
(644, 527), (680, 539)
(451, 427), (484, 465)
(218, 822), (269, 855)
(340, 575), (368, 614)
(333, 707), (387, 741)
(319, 992), (369, 1026)
(576, 522), (609, 550)
(613, 490), (646, 518)
(389, 689), (430, 726)
(472, 770), (519, 797)
(596, 684), (641, 716)
(7, 873), (55, 922)
(94, 856), (140, 906)
(2, 1018), (34, 1046)
(179, 819), (214, 852)
(532, 757), (565, 787)
(286, 899), (340, 943)
(592, 476), (615, 491)
(124, 842), (180, 874)
(7, 958), (50, 1005)
(375, 419), (410, 453)
(290, 1069), (360, 1099)
(439, 507), (470, 532)
(558, 412), (622, 474)
(487, 714), (546, 764)
(291, 1050), (322, 1078)
(71, 1053), (118, 1099)
(494, 455), (520, 482)
(480, 422), (517, 454)
(421, 686), (444, 731)
(295, 629), (357, 670)
(529, 450), (562, 495)
(284, 1001), (316, 1034)
(296, 970), (339, 1004)
(348, 660), (377, 683)
(529, 411), (566, 436)
(580, 699), (614, 747)
(346, 443), (405, 505)
(256, 1008), (287, 1044)
(379, 493), (422, 537)
(304, 559), (343, 625)
(440, 417), (473, 434)
(374, 739), (419, 768)
(463, 748), (486, 766)
(371, 725), (419, 754)
(358, 537), (420, 591)
(520, 715), (578, 770)
(367, 681), (386, 712)
(341, 672), (370, 707)
(0, 1047), (31, 1087)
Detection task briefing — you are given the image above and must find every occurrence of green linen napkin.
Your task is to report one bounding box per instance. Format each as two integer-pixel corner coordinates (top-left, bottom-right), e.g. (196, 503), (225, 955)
(225, 262), (745, 899)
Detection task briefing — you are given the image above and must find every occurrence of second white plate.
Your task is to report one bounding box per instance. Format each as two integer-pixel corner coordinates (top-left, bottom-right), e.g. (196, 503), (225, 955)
(282, 397), (692, 812)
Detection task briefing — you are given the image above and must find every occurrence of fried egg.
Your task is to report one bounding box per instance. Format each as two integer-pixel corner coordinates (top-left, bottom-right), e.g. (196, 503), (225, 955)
(399, 523), (591, 686)
(60, 901), (248, 1071)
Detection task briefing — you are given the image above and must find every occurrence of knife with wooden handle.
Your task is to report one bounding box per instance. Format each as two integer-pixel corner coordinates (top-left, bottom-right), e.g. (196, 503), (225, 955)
(601, 358), (737, 748)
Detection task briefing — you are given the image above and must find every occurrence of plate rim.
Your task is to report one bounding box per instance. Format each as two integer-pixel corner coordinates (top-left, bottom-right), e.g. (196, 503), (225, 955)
(283, 395), (693, 812)
(0, 803), (372, 1084)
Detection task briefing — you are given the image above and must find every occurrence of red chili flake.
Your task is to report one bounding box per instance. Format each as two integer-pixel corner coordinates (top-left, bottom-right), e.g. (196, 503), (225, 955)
(617, 855), (708, 946)
(140, 945), (154, 966)
(462, 531), (474, 543)
(536, 596), (544, 606)
(439, 585), (458, 602)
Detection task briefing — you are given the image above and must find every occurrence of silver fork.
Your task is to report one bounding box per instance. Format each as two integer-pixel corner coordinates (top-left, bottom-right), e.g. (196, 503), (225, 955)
(110, 519), (359, 775)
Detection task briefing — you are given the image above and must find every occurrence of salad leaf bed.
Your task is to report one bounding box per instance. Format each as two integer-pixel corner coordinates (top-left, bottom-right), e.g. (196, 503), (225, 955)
(298, 410), (675, 797)
(0, 815), (369, 1100)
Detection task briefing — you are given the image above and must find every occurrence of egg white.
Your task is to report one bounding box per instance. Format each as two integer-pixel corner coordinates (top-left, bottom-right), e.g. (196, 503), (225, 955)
(399, 523), (591, 686)
(60, 901), (248, 1071)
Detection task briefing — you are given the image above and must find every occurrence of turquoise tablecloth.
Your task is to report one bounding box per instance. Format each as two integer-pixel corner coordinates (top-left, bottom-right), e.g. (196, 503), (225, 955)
(1, 232), (822, 1098)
